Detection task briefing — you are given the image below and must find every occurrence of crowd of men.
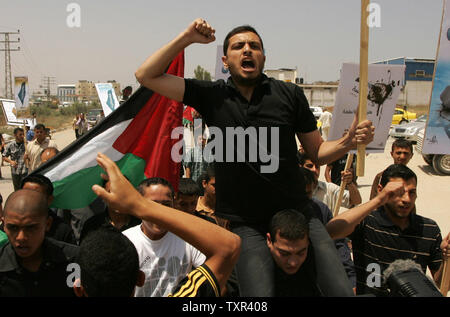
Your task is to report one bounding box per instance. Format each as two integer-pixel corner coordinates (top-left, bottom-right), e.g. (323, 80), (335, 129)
(0, 19), (448, 297)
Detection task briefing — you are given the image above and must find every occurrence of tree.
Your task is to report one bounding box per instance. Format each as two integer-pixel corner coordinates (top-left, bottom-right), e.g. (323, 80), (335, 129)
(194, 65), (212, 81)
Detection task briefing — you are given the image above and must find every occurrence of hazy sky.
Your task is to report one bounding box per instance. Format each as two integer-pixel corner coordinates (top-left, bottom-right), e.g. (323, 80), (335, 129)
(0, 0), (445, 94)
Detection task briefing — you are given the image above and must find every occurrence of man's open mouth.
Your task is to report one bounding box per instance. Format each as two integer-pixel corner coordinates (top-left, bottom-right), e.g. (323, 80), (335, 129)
(241, 60), (256, 70)
(15, 245), (30, 253)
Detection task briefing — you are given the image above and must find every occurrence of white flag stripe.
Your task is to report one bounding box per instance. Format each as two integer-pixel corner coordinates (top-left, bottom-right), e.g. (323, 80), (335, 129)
(44, 120), (132, 182)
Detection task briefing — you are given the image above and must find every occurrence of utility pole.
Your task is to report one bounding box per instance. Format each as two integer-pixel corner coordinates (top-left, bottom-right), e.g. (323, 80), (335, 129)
(41, 76), (56, 101)
(0, 30), (20, 99)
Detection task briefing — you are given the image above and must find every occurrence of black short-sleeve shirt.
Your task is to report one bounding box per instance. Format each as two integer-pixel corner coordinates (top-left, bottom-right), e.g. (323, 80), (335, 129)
(0, 238), (79, 297)
(183, 75), (317, 225)
(349, 207), (443, 296)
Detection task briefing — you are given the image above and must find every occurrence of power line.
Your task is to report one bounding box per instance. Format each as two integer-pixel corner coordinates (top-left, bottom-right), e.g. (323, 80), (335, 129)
(0, 30), (20, 99)
(41, 76), (56, 99)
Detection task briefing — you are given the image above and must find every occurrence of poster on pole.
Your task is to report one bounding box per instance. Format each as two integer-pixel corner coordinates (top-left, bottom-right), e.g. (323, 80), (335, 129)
(95, 83), (119, 117)
(14, 76), (30, 110)
(215, 45), (230, 81)
(329, 63), (405, 153)
(0, 99), (32, 126)
(423, 0), (450, 154)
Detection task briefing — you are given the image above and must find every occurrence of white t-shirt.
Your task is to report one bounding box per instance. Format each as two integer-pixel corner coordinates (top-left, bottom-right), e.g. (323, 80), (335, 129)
(319, 111), (332, 128)
(123, 225), (206, 297)
(313, 180), (351, 213)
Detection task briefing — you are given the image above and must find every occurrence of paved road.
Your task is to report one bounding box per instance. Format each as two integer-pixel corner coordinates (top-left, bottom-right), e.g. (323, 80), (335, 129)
(1, 129), (449, 236)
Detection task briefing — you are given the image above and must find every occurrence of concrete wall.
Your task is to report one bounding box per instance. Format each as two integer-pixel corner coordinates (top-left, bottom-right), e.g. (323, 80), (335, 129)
(300, 85), (338, 108)
(397, 80), (432, 107)
(264, 69), (297, 83)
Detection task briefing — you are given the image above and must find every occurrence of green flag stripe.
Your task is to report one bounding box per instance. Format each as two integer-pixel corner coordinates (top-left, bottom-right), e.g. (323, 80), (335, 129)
(51, 153), (147, 209)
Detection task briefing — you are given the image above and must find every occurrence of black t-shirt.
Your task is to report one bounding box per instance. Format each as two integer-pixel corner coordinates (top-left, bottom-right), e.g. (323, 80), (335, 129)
(274, 246), (322, 297)
(183, 75), (317, 225)
(47, 209), (77, 245)
(0, 238), (79, 297)
(79, 208), (141, 243)
(350, 207), (443, 296)
(328, 154), (357, 186)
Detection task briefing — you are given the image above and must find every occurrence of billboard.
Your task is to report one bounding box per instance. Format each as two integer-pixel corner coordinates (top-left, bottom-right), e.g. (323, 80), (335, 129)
(95, 83), (119, 117)
(0, 99), (32, 126)
(329, 63), (405, 152)
(14, 76), (30, 110)
(422, 0), (450, 154)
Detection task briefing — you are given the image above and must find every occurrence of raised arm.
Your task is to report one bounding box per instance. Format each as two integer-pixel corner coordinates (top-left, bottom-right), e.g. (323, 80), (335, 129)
(135, 18), (216, 102)
(342, 169), (361, 207)
(326, 181), (405, 239)
(92, 152), (240, 293)
(298, 114), (374, 166)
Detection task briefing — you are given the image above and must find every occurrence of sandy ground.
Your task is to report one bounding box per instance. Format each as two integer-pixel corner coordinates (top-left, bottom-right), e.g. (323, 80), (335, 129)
(0, 129), (448, 235)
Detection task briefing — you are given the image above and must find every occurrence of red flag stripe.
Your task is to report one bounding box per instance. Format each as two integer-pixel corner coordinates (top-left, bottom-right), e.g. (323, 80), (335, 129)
(112, 52), (184, 191)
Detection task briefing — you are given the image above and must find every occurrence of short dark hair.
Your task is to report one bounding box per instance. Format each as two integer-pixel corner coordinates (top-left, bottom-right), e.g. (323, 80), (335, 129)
(178, 178), (201, 196)
(79, 226), (140, 297)
(34, 123), (45, 131)
(380, 164), (417, 187)
(13, 127), (24, 135)
(392, 139), (413, 153)
(137, 177), (174, 198)
(269, 209), (309, 243)
(299, 167), (317, 186)
(20, 174), (54, 197)
(296, 151), (313, 166)
(223, 25), (264, 56)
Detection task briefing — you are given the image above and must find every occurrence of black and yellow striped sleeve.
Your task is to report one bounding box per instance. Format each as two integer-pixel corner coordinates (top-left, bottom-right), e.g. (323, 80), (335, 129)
(169, 264), (221, 297)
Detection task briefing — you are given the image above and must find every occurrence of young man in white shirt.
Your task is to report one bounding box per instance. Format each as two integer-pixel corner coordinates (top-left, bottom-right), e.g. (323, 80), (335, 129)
(123, 177), (205, 297)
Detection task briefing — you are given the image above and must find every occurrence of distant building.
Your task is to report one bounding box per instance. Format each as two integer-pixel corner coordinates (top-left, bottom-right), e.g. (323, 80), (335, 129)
(75, 80), (121, 103)
(373, 57), (434, 107)
(76, 80), (97, 103)
(264, 68), (338, 108)
(264, 68), (298, 83)
(57, 84), (76, 104)
(106, 80), (121, 97)
(299, 83), (338, 108)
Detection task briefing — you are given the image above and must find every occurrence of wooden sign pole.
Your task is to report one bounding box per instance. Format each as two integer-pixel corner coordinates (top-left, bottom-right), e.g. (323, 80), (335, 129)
(356, 0), (370, 177)
(333, 153), (354, 217)
(441, 255), (450, 296)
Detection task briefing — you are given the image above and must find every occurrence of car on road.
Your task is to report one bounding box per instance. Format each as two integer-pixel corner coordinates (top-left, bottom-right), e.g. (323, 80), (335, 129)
(86, 109), (103, 127)
(415, 128), (450, 175)
(392, 107), (417, 125)
(389, 114), (427, 143)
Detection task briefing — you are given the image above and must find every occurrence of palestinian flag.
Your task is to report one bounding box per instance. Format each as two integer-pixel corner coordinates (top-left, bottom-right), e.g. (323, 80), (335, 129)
(32, 52), (185, 209)
(183, 106), (194, 126)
